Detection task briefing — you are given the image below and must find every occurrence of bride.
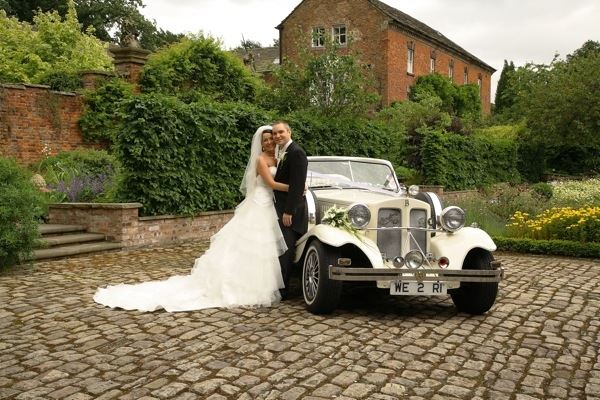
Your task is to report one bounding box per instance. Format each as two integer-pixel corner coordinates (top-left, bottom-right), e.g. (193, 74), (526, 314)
(93, 126), (291, 312)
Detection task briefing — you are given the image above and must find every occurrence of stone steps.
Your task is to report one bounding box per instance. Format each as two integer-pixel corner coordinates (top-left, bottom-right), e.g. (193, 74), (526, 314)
(33, 224), (122, 261)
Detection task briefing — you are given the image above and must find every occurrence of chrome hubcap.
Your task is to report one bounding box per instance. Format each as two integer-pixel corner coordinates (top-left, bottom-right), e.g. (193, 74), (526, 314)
(303, 249), (319, 303)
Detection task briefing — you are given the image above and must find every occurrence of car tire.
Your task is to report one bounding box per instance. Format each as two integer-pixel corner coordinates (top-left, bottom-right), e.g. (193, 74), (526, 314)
(302, 240), (342, 314)
(449, 249), (498, 315)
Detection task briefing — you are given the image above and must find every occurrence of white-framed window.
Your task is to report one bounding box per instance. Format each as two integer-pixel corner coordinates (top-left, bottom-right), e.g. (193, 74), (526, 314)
(407, 42), (415, 74)
(312, 27), (325, 47)
(448, 60), (454, 81)
(477, 73), (482, 87)
(332, 25), (347, 45)
(430, 51), (436, 73)
(464, 67), (469, 84)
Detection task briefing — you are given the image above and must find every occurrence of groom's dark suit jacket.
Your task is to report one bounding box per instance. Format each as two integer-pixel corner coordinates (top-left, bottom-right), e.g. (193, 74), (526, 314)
(274, 141), (308, 235)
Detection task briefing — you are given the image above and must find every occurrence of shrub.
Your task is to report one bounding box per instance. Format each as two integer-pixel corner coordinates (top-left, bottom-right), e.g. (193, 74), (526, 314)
(0, 157), (42, 267)
(38, 70), (82, 91)
(115, 94), (273, 215)
(420, 130), (520, 190)
(493, 236), (600, 258)
(139, 35), (260, 103)
(506, 207), (600, 243)
(79, 78), (135, 143)
(33, 149), (120, 203)
(531, 182), (553, 200)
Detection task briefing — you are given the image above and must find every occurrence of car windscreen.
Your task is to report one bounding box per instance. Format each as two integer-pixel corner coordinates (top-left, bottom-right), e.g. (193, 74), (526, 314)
(307, 160), (399, 192)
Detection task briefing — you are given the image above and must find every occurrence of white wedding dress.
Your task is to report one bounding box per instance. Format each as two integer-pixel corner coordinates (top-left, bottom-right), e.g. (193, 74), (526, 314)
(93, 166), (286, 312)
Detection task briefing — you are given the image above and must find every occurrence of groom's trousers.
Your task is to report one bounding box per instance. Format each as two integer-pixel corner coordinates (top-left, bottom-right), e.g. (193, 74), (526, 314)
(278, 224), (300, 297)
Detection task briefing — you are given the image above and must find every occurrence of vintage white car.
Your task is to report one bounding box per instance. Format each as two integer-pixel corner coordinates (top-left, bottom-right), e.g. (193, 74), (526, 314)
(295, 156), (503, 315)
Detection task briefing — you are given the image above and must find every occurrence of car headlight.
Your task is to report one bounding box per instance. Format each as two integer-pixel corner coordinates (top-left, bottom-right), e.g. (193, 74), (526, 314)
(440, 206), (466, 232)
(347, 203), (371, 229)
(405, 250), (424, 269)
(408, 185), (420, 196)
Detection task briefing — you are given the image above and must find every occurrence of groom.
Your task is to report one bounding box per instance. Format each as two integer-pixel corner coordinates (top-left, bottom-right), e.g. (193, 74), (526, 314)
(272, 121), (308, 300)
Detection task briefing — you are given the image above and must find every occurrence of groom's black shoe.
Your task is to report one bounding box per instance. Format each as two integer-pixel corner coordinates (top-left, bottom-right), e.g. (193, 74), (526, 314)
(279, 289), (289, 301)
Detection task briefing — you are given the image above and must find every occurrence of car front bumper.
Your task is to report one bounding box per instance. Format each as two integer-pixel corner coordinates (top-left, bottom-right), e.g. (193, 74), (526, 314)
(329, 261), (504, 283)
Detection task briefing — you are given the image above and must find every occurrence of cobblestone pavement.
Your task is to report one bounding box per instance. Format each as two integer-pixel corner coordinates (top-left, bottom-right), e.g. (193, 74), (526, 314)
(1, 241), (599, 400)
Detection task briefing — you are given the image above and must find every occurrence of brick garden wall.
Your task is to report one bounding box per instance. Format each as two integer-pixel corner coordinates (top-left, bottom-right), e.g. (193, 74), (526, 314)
(48, 203), (234, 248)
(0, 83), (104, 165)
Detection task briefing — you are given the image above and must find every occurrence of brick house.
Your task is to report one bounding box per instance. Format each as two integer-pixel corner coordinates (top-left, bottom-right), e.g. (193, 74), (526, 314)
(276, 0), (495, 113)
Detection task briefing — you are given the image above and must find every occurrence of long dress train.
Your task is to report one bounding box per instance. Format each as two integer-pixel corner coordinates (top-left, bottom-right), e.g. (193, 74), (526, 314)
(93, 167), (286, 312)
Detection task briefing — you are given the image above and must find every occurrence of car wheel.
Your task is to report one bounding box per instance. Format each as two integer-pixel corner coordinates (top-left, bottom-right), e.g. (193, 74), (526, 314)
(449, 249), (498, 315)
(302, 240), (342, 314)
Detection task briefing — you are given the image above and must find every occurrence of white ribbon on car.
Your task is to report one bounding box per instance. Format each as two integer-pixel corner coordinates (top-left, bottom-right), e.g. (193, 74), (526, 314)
(306, 171), (402, 197)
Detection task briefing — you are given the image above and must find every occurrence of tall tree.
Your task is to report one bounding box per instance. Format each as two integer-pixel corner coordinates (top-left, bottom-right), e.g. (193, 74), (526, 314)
(522, 45), (600, 174)
(0, 0), (182, 50)
(271, 42), (379, 117)
(494, 60), (515, 114)
(0, 4), (112, 84)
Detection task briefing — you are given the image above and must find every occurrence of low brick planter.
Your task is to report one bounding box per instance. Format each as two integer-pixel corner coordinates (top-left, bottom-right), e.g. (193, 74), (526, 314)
(48, 203), (233, 248)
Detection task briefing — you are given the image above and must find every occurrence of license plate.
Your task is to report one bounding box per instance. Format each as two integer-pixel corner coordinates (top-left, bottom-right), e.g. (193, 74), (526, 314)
(390, 281), (446, 295)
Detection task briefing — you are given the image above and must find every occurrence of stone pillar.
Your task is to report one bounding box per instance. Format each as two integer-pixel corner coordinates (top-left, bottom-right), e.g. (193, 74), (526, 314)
(80, 70), (115, 90)
(109, 44), (151, 91)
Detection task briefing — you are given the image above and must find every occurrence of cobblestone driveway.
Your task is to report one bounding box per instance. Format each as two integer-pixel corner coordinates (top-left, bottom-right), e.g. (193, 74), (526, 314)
(1, 241), (599, 400)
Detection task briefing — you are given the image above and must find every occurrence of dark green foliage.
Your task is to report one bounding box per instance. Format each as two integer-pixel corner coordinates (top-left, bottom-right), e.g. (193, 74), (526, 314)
(493, 236), (600, 258)
(269, 42), (380, 117)
(284, 111), (397, 163)
(38, 70), (82, 91)
(79, 78), (135, 143)
(494, 60), (516, 114)
(409, 73), (481, 119)
(521, 46), (600, 175)
(139, 36), (260, 103)
(531, 182), (553, 200)
(0, 157), (42, 268)
(420, 130), (520, 190)
(115, 93), (273, 215)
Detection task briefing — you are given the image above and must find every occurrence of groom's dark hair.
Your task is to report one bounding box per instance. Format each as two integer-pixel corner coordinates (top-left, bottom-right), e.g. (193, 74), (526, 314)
(272, 120), (291, 132)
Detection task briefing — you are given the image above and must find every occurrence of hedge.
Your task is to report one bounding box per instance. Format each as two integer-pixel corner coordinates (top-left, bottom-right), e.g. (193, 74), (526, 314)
(493, 236), (600, 258)
(115, 94), (273, 216)
(0, 157), (42, 268)
(421, 129), (520, 190)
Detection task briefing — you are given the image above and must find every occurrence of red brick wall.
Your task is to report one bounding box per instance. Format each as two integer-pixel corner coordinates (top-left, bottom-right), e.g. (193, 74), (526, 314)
(0, 83), (105, 165)
(279, 0), (493, 113)
(49, 203), (234, 248)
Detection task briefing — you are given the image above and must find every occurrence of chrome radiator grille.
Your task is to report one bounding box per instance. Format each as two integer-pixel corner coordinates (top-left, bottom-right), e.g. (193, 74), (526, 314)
(377, 208), (402, 258)
(409, 209), (428, 252)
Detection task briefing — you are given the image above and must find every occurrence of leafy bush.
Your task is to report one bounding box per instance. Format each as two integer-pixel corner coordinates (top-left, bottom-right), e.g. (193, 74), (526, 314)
(420, 130), (520, 190)
(139, 35), (260, 102)
(531, 182), (553, 200)
(79, 78), (135, 143)
(33, 149), (120, 202)
(493, 236), (600, 258)
(115, 93), (273, 215)
(507, 207), (600, 242)
(38, 70), (82, 91)
(284, 111), (399, 165)
(0, 157), (42, 267)
(0, 5), (112, 84)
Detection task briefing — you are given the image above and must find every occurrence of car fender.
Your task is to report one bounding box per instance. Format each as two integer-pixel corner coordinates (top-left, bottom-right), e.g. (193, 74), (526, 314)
(294, 224), (384, 268)
(430, 227), (497, 269)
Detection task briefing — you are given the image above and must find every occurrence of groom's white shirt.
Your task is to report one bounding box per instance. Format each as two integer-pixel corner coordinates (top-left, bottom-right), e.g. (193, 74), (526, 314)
(275, 140), (293, 166)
